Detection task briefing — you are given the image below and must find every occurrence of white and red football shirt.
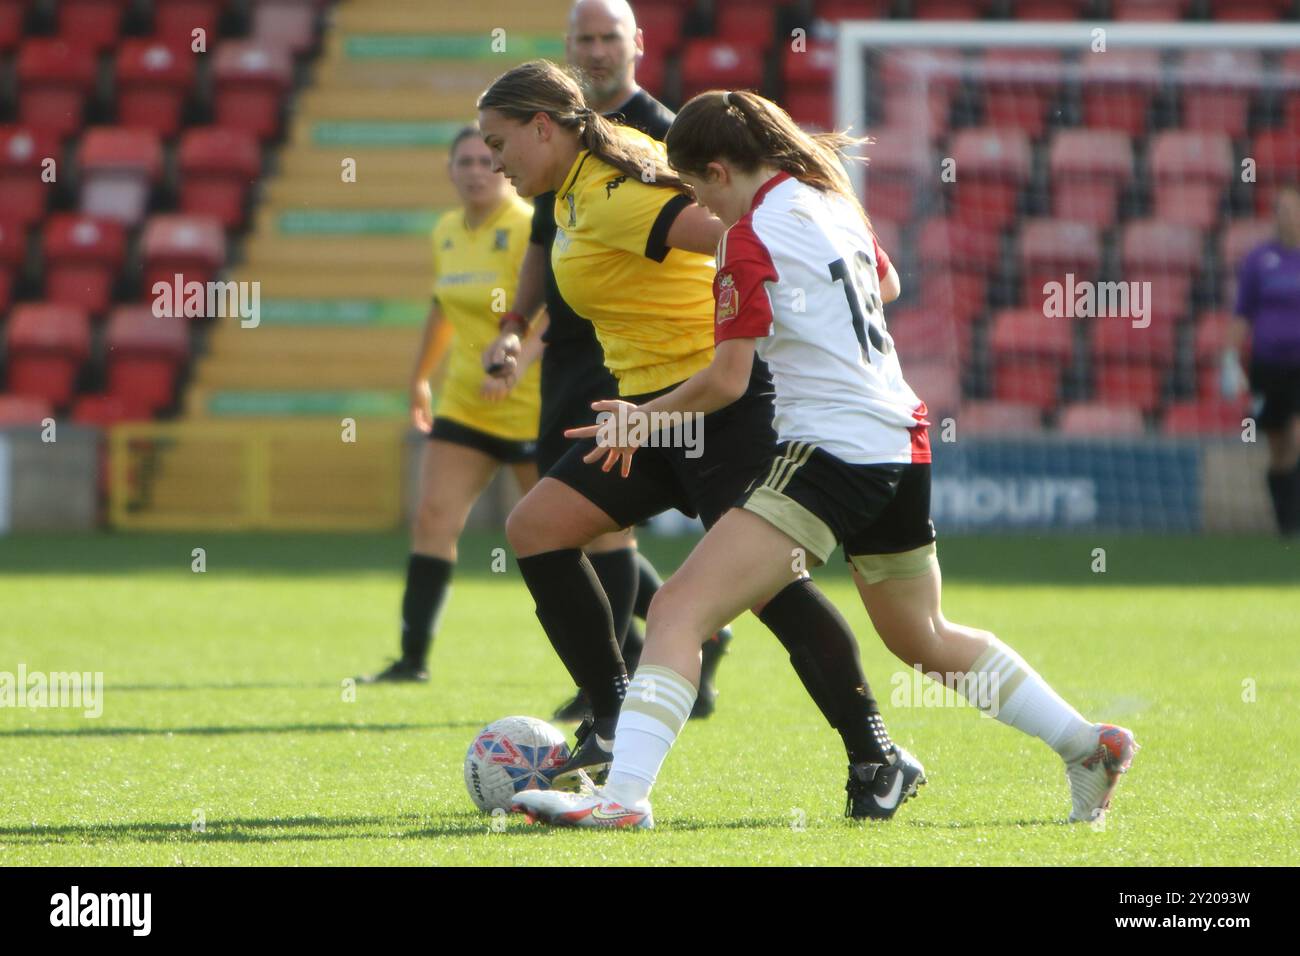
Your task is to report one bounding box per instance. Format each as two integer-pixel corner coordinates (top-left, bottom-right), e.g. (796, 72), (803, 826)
(713, 172), (930, 465)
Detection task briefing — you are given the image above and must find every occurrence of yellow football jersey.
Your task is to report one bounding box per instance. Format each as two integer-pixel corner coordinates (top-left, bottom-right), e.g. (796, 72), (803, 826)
(551, 129), (717, 396)
(430, 195), (540, 441)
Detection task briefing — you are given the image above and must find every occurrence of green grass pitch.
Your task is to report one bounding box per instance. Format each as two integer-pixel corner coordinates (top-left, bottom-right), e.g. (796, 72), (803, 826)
(1, 531), (1296, 866)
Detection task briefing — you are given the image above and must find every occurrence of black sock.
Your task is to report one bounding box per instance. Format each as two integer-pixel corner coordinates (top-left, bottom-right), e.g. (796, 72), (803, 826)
(1267, 470), (1294, 533)
(400, 554), (453, 669)
(588, 548), (639, 653)
(633, 550), (664, 621)
(758, 578), (892, 765)
(623, 618), (645, 675)
(517, 549), (627, 734)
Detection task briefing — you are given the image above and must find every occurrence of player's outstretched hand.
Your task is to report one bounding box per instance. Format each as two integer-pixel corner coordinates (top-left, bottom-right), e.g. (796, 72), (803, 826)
(565, 399), (643, 478)
(410, 379), (434, 433)
(482, 332), (521, 378)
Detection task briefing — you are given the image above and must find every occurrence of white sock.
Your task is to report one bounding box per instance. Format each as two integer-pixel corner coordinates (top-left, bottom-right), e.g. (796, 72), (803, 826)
(964, 643), (1095, 762)
(603, 665), (696, 805)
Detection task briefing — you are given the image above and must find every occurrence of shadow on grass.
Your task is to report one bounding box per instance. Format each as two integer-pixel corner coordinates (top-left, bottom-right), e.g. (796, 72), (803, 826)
(0, 720), (482, 738)
(904, 817), (1067, 830)
(106, 681), (342, 692)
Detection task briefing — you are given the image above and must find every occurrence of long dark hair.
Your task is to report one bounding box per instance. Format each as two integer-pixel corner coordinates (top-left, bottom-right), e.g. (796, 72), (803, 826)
(666, 89), (872, 231)
(477, 59), (686, 193)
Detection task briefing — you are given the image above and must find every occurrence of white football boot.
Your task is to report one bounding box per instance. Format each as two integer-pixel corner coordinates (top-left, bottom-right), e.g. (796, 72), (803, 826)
(1066, 723), (1138, 823)
(512, 787), (654, 829)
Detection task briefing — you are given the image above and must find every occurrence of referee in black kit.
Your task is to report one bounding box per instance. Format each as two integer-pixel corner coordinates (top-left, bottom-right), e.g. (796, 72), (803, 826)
(483, 0), (731, 721)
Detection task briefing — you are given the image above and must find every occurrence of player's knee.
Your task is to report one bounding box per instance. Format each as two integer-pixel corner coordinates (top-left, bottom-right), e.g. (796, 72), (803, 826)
(505, 497), (553, 555)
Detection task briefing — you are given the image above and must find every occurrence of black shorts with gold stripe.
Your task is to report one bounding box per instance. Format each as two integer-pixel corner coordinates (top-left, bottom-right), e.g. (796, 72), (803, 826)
(545, 362), (777, 530)
(429, 416), (537, 465)
(739, 444), (936, 581)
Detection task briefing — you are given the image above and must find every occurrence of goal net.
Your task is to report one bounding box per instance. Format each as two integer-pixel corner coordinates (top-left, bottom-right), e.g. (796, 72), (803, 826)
(831, 21), (1300, 533)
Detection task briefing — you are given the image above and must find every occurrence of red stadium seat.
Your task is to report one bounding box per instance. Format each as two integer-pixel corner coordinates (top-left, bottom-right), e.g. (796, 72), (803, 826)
(1246, 130), (1300, 216)
(1111, 0), (1188, 18)
(878, 49), (962, 140)
(921, 271), (990, 328)
(990, 308), (1073, 410)
(141, 215), (227, 297)
(115, 40), (198, 138)
(5, 303), (91, 408)
(900, 361), (961, 419)
(1090, 319), (1177, 412)
(1177, 50), (1261, 140)
(783, 43), (836, 128)
(154, 0), (226, 47)
(213, 42), (294, 141)
(57, 0), (127, 50)
(715, 3), (777, 52)
(0, 1), (29, 53)
(1162, 398), (1251, 435)
(886, 307), (972, 367)
(0, 216), (23, 312)
(1012, 0), (1088, 18)
(815, 0), (890, 20)
(1048, 130), (1134, 228)
(912, 0), (992, 18)
(977, 49), (1064, 139)
(862, 128), (931, 225)
(1017, 219), (1102, 309)
(16, 38), (98, 138)
(1219, 219), (1273, 299)
(78, 127), (163, 226)
(1149, 131), (1233, 230)
(104, 306), (190, 412)
(948, 128), (1032, 231)
(1281, 51), (1300, 133)
(959, 401), (1043, 435)
(634, 1), (685, 52)
(42, 214), (127, 315)
(0, 126), (58, 225)
(1058, 403), (1145, 436)
(916, 217), (1001, 326)
(1120, 220), (1204, 323)
(252, 0), (319, 56)
(1209, 0), (1288, 20)
(71, 392), (152, 427)
(179, 126), (261, 228)
(679, 41), (764, 102)
(0, 394), (54, 425)
(1081, 50), (1161, 137)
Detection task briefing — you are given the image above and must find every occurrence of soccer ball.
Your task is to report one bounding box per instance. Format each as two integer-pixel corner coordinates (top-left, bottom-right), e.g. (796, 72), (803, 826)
(463, 716), (571, 813)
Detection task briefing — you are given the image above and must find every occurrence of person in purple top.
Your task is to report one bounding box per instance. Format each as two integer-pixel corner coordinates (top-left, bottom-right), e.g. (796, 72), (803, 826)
(1234, 184), (1300, 536)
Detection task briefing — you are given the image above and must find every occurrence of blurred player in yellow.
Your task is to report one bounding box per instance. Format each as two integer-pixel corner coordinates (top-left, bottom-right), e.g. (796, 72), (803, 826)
(359, 126), (543, 683)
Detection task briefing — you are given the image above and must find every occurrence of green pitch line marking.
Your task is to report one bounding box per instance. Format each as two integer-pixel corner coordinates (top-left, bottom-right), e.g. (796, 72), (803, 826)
(279, 210), (438, 235)
(258, 300), (426, 327)
(311, 121), (467, 147)
(343, 34), (564, 61)
(206, 391), (408, 417)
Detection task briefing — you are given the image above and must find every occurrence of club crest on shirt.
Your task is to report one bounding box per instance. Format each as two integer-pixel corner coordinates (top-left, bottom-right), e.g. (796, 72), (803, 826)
(605, 175), (627, 198)
(493, 229), (509, 250)
(716, 272), (738, 323)
(442, 238), (454, 250)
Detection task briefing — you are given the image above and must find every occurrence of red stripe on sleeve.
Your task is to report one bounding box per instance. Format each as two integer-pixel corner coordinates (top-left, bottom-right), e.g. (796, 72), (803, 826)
(714, 217), (778, 343)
